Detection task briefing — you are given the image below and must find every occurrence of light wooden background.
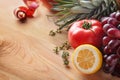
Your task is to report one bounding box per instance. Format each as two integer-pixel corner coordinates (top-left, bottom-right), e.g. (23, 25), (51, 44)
(0, 0), (119, 80)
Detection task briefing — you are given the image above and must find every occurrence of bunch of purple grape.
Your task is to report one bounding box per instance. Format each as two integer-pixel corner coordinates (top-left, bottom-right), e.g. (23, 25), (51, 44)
(101, 11), (120, 77)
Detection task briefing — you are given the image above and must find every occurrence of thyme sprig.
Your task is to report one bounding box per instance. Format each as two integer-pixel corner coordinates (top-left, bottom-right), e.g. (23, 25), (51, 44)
(49, 30), (56, 36)
(62, 51), (69, 65)
(49, 29), (62, 36)
(53, 41), (71, 54)
(53, 41), (71, 66)
(53, 47), (59, 54)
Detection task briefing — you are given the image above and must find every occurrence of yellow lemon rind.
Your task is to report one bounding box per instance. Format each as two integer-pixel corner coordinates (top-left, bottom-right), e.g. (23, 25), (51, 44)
(72, 44), (103, 75)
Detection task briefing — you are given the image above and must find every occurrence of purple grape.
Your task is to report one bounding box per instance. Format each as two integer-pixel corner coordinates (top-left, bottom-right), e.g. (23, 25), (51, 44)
(102, 36), (113, 46)
(103, 64), (112, 73)
(107, 18), (119, 26)
(107, 39), (120, 53)
(103, 54), (108, 61)
(106, 54), (119, 66)
(107, 28), (120, 39)
(117, 46), (120, 57)
(103, 24), (115, 33)
(103, 63), (116, 73)
(102, 11), (120, 77)
(101, 17), (110, 25)
(104, 46), (112, 54)
(110, 12), (117, 18)
(111, 62), (120, 77)
(115, 11), (120, 21)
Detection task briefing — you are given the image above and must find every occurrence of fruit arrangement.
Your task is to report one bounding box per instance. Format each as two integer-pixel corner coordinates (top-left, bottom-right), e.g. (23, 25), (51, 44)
(42, 0), (120, 77)
(101, 11), (120, 77)
(14, 0), (120, 78)
(14, 0), (39, 22)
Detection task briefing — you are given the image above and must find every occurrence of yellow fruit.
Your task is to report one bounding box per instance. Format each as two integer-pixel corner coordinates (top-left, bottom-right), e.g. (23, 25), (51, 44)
(72, 44), (103, 74)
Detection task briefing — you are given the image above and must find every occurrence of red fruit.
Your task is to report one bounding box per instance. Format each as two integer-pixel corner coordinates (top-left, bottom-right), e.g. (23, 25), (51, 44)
(107, 40), (120, 53)
(26, 9), (36, 17)
(101, 17), (110, 26)
(68, 19), (104, 49)
(106, 54), (119, 66)
(14, 6), (28, 20)
(107, 18), (119, 26)
(110, 12), (117, 18)
(107, 28), (120, 39)
(28, 1), (39, 9)
(104, 46), (112, 54)
(103, 24), (115, 33)
(23, 0), (39, 17)
(115, 11), (120, 21)
(102, 36), (113, 46)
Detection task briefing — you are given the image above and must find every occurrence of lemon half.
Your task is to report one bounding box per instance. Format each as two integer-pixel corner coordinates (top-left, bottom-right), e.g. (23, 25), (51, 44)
(72, 44), (103, 74)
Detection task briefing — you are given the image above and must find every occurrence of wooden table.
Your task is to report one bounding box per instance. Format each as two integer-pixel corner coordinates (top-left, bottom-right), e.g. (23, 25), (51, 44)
(0, 0), (119, 80)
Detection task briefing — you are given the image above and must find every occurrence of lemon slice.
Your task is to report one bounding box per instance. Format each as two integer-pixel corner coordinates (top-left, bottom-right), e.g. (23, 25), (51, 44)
(72, 44), (103, 74)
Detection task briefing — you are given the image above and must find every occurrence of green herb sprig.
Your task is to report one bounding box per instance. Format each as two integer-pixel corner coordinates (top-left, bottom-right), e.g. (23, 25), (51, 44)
(52, 41), (71, 66)
(49, 29), (62, 36)
(62, 51), (69, 65)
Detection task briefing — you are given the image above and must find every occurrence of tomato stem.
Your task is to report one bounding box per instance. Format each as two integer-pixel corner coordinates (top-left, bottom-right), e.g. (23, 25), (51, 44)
(82, 21), (92, 29)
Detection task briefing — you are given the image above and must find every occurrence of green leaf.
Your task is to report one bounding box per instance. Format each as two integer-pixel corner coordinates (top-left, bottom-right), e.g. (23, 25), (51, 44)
(51, 0), (119, 30)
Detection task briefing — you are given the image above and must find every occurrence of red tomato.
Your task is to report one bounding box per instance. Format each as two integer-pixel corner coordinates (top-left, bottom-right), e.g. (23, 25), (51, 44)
(68, 19), (105, 49)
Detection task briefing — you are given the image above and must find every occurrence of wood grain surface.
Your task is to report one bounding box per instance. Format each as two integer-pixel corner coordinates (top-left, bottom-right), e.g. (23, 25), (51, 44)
(0, 0), (119, 80)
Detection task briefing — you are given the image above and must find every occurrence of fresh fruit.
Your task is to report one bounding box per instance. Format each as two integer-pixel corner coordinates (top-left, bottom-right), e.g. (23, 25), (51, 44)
(107, 40), (120, 52)
(72, 44), (103, 74)
(103, 40), (120, 54)
(102, 36), (113, 46)
(101, 11), (120, 77)
(103, 54), (119, 73)
(111, 63), (120, 77)
(103, 46), (112, 54)
(110, 12), (117, 18)
(115, 11), (120, 21)
(23, 0), (39, 17)
(103, 64), (111, 73)
(107, 18), (119, 26)
(68, 19), (104, 49)
(107, 28), (120, 39)
(14, 6), (28, 21)
(103, 24), (115, 33)
(23, 0), (39, 9)
(27, 1), (39, 17)
(101, 17), (110, 26)
(14, 1), (39, 21)
(105, 54), (119, 66)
